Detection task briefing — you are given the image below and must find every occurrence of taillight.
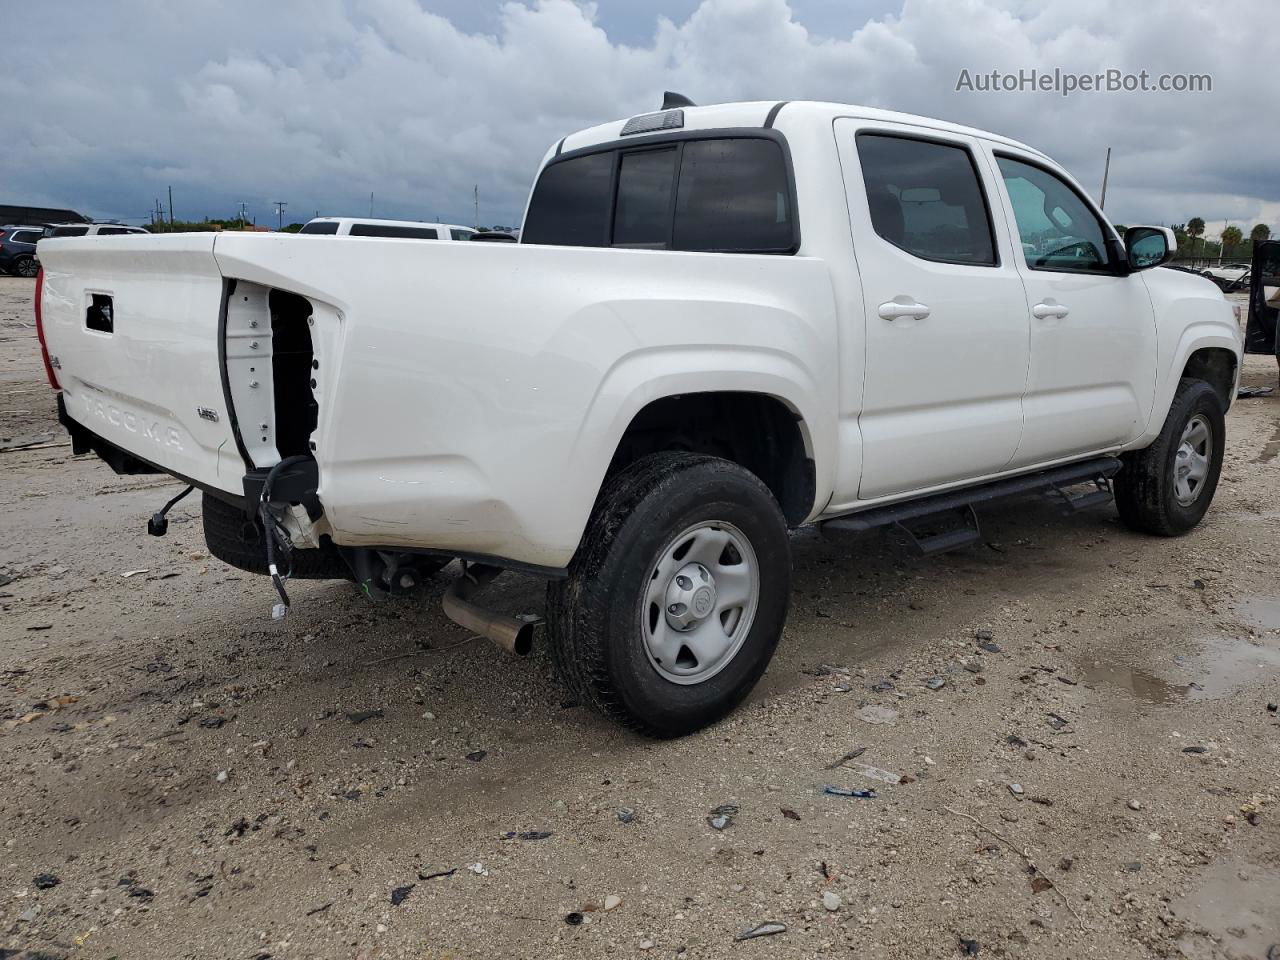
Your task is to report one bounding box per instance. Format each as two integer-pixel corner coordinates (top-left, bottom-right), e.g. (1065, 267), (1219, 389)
(34, 267), (60, 390)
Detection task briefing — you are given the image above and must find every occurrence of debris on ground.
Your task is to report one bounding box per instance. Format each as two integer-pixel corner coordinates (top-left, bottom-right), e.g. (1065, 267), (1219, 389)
(465, 750), (487, 762)
(822, 785), (877, 799)
(390, 884), (414, 906)
(824, 746), (867, 769)
(780, 807), (801, 821)
(1237, 385), (1275, 398)
(847, 761), (902, 785)
(33, 873), (60, 889)
(822, 890), (841, 911)
(735, 922), (787, 941)
(959, 937), (980, 956)
(616, 807), (638, 824)
(857, 705), (899, 725)
(346, 709), (383, 724)
(604, 895), (621, 911)
(564, 912), (583, 926)
(417, 868), (456, 881)
(501, 830), (552, 840)
(925, 676), (947, 690)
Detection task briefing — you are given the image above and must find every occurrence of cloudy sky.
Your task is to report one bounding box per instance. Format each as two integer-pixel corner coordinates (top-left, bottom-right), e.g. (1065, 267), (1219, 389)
(6, 0), (1275, 238)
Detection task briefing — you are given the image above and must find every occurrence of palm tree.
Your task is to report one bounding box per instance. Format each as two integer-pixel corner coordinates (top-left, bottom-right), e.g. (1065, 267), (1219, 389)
(1221, 225), (1243, 258)
(1252, 223), (1272, 246)
(1187, 217), (1205, 261)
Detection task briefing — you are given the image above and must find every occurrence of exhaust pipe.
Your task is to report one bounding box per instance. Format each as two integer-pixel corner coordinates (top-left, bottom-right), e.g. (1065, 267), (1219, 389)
(442, 564), (535, 656)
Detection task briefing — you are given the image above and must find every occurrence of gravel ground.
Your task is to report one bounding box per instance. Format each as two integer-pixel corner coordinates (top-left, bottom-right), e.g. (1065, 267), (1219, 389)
(1, 274), (1278, 960)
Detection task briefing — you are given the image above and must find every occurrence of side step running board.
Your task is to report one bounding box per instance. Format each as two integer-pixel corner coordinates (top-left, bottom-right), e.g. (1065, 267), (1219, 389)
(822, 456), (1121, 555)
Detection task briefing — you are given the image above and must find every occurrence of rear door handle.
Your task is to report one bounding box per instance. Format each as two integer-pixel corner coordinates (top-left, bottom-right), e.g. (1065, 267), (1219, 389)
(1032, 301), (1069, 319)
(878, 299), (931, 321)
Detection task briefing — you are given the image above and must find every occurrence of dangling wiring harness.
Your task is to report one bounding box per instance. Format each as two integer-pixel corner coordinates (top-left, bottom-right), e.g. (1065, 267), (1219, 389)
(258, 455), (312, 618)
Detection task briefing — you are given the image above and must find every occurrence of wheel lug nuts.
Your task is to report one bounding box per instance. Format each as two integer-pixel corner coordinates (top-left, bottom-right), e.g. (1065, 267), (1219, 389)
(676, 576), (691, 589)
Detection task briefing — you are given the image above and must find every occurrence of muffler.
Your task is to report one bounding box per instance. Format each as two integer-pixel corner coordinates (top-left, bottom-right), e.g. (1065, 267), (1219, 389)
(442, 564), (535, 656)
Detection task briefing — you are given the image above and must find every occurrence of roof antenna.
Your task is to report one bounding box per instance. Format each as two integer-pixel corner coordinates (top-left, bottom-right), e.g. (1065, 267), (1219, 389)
(662, 91), (696, 110)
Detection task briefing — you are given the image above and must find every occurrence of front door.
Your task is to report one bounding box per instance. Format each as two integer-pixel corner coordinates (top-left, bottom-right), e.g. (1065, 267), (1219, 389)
(834, 120), (1031, 502)
(986, 148), (1157, 467)
(1245, 240), (1280, 355)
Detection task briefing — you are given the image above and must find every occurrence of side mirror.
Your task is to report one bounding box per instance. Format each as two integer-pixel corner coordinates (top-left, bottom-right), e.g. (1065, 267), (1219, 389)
(1124, 226), (1175, 271)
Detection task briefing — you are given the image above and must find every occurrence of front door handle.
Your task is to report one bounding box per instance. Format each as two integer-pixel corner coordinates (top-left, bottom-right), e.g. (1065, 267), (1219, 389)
(1032, 301), (1070, 319)
(878, 299), (931, 321)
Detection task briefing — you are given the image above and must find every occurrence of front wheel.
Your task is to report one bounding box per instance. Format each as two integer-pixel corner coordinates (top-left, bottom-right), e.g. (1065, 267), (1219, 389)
(1115, 378), (1225, 536)
(547, 453), (791, 738)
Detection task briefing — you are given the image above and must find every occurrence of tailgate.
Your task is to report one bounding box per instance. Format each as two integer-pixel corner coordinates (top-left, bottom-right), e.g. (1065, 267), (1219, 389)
(38, 235), (243, 494)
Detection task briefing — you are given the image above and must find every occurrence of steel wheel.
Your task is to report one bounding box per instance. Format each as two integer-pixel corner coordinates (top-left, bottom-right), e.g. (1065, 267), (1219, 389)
(641, 520), (759, 685)
(1173, 414), (1212, 506)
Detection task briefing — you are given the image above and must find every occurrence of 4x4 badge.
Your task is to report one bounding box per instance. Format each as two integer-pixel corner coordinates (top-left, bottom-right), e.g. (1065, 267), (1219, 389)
(196, 406), (219, 423)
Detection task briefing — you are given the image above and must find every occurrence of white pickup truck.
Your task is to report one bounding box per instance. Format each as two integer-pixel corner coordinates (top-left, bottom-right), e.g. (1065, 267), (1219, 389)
(36, 99), (1241, 737)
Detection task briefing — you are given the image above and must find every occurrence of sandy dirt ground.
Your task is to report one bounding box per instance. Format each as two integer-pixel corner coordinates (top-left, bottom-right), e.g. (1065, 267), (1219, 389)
(0, 274), (1277, 960)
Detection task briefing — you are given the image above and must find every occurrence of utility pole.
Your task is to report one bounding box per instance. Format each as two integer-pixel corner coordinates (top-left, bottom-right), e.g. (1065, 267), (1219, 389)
(237, 201), (248, 226)
(1099, 147), (1111, 212)
(474, 185), (479, 228)
(167, 185), (174, 224)
(272, 201), (288, 231)
(369, 192), (374, 217)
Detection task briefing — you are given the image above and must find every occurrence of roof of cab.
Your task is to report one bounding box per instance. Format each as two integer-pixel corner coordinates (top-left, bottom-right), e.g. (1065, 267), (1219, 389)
(555, 99), (1048, 161)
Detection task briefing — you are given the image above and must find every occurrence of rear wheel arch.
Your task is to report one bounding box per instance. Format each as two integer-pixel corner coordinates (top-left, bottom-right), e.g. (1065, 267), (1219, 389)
(604, 391), (816, 526)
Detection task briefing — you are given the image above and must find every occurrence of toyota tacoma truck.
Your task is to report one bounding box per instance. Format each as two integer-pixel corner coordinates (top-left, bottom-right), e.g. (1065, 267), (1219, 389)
(35, 98), (1241, 737)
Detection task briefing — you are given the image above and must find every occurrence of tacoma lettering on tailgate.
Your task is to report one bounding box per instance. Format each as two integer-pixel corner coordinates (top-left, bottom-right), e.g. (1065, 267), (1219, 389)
(79, 394), (184, 451)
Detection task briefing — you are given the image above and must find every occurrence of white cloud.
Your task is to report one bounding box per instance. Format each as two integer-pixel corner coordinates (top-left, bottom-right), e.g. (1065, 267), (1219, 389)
(4, 0), (1275, 234)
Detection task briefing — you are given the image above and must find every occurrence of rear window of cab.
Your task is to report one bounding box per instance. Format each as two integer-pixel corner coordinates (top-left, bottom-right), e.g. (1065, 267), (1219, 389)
(522, 134), (797, 254)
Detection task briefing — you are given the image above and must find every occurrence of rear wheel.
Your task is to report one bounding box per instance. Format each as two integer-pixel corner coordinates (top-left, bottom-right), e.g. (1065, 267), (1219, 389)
(546, 453), (791, 738)
(1115, 378), (1225, 536)
(13, 256), (38, 278)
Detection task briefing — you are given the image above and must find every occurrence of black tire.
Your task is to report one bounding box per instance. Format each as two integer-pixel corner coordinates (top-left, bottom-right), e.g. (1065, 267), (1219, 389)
(13, 256), (38, 278)
(1114, 378), (1225, 536)
(546, 453), (792, 738)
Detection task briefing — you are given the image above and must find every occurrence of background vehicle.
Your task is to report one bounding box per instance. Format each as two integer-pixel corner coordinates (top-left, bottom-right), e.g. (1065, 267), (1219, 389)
(36, 99), (1241, 737)
(43, 223), (150, 238)
(0, 204), (88, 227)
(298, 217), (476, 240)
(1202, 262), (1251, 284)
(0, 225), (43, 276)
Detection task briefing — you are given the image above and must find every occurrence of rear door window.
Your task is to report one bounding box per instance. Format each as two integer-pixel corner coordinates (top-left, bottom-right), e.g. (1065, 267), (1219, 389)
(51, 226), (89, 237)
(12, 230), (41, 244)
(299, 221), (340, 235)
(97, 227), (132, 235)
(450, 228), (475, 241)
(348, 224), (438, 239)
(856, 134), (996, 266)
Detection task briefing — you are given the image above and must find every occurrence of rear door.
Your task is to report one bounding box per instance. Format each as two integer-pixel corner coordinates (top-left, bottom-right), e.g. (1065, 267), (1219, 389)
(835, 119), (1030, 500)
(986, 147), (1157, 466)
